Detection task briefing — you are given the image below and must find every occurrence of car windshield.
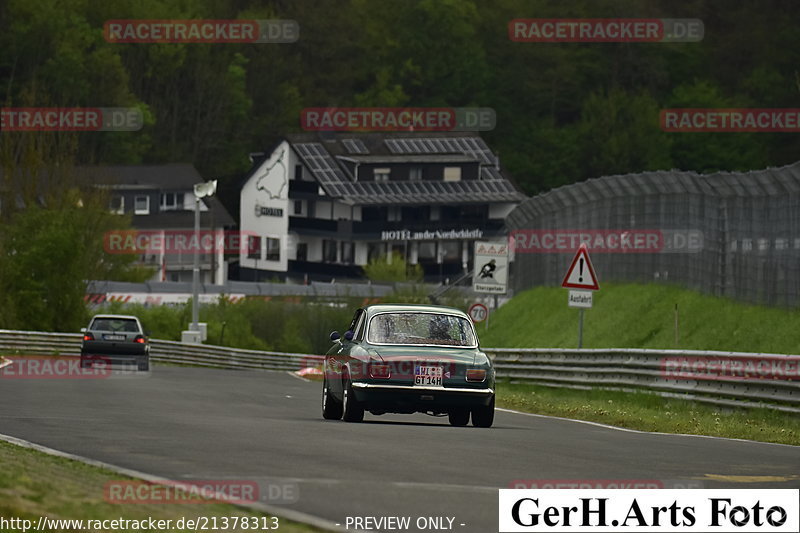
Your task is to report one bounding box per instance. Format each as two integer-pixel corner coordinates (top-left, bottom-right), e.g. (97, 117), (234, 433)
(367, 313), (477, 347)
(90, 318), (140, 333)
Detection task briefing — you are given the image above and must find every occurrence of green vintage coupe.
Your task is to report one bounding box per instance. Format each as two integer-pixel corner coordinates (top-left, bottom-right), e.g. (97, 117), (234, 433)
(321, 304), (495, 427)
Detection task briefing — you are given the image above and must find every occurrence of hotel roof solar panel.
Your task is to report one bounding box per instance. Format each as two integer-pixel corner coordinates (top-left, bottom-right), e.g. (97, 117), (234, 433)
(290, 135), (524, 205)
(342, 138), (369, 154)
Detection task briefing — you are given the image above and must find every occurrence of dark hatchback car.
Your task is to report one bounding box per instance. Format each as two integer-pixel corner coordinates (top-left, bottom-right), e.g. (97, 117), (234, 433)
(322, 304), (495, 427)
(81, 315), (150, 371)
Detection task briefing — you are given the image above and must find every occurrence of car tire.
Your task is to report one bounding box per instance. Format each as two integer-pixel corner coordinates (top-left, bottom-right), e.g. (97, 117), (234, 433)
(322, 377), (343, 420)
(448, 408), (470, 427)
(471, 395), (495, 428)
(341, 375), (364, 423)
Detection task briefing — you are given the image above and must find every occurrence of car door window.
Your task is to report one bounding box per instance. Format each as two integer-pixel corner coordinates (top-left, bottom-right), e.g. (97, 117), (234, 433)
(346, 309), (364, 337)
(352, 312), (367, 341)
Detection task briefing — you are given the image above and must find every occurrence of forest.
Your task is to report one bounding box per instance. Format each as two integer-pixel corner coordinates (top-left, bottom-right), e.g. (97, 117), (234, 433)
(2, 0), (799, 205)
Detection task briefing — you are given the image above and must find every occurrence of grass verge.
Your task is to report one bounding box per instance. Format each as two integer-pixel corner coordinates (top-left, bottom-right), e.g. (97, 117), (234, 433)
(0, 439), (322, 533)
(481, 283), (800, 353)
(496, 381), (800, 446)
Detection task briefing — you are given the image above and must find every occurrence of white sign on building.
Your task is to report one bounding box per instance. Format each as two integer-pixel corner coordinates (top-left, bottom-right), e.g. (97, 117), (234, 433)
(473, 241), (508, 294)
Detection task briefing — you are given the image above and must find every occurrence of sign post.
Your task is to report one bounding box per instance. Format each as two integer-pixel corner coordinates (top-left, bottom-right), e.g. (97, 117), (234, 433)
(473, 242), (509, 332)
(561, 243), (599, 348)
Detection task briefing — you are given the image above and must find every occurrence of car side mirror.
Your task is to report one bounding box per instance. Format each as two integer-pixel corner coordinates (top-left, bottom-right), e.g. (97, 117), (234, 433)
(330, 331), (341, 342)
(344, 330), (354, 341)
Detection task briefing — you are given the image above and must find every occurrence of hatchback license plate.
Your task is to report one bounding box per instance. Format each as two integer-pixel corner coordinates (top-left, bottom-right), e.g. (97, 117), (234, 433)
(104, 334), (125, 341)
(414, 365), (443, 387)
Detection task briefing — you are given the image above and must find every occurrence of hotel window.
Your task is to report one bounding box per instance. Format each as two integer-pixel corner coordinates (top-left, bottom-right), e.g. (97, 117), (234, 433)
(296, 242), (308, 262)
(374, 168), (390, 182)
(418, 242), (436, 260)
(134, 195), (150, 215)
(247, 236), (262, 259)
(440, 242), (460, 262)
(266, 238), (281, 261)
(409, 167), (422, 181)
(294, 200), (303, 215)
(109, 195), (124, 214)
(443, 167), (461, 182)
(323, 240), (338, 263)
(340, 241), (354, 264)
(367, 242), (386, 262)
(160, 192), (185, 211)
(294, 164), (303, 180)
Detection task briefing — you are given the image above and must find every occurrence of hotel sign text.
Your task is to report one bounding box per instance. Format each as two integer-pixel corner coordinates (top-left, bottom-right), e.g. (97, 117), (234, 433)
(381, 229), (484, 241)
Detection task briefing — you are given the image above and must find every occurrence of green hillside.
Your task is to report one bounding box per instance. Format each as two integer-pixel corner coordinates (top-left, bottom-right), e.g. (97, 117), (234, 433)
(480, 283), (800, 354)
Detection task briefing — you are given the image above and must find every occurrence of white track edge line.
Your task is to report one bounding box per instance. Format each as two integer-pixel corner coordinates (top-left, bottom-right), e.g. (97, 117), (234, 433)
(0, 433), (348, 532)
(496, 408), (800, 449)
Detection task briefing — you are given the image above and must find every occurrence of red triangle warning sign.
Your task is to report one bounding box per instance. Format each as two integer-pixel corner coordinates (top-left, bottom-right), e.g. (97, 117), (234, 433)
(561, 244), (599, 290)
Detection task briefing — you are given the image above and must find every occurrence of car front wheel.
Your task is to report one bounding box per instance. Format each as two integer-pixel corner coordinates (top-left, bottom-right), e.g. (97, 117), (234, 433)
(322, 377), (343, 420)
(471, 395), (495, 428)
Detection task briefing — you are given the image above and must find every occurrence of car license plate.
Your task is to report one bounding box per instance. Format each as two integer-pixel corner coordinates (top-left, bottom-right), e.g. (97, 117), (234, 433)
(104, 334), (125, 341)
(414, 365), (443, 387)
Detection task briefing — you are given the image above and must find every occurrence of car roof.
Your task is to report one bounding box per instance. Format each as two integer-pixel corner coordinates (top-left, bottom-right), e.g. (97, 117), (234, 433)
(90, 315), (141, 321)
(363, 303), (469, 318)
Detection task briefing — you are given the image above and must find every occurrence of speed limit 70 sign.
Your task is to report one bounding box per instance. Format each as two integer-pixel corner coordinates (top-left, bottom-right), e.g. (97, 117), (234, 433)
(469, 303), (488, 323)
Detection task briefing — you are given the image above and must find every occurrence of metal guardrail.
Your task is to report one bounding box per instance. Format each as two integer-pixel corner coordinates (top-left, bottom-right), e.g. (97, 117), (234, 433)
(488, 348), (800, 414)
(148, 339), (323, 371)
(0, 329), (323, 371)
(1, 329), (797, 413)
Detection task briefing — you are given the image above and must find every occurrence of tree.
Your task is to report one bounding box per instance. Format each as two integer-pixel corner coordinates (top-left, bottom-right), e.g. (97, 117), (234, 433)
(0, 167), (152, 332)
(578, 88), (673, 177)
(363, 252), (423, 283)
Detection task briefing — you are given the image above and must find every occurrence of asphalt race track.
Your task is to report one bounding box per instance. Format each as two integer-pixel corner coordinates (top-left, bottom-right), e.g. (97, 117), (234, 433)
(1, 365), (798, 532)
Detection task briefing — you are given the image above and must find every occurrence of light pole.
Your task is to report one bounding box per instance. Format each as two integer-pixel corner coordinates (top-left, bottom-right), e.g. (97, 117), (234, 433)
(191, 179), (217, 335)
